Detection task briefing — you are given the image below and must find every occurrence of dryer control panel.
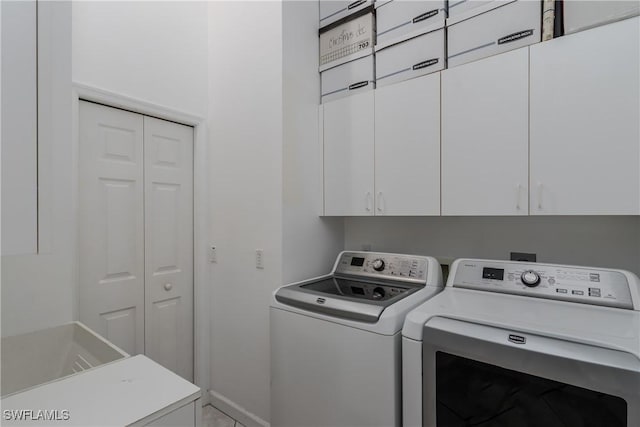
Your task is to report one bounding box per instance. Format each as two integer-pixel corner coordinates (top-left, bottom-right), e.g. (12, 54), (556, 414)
(452, 260), (634, 309)
(335, 251), (429, 285)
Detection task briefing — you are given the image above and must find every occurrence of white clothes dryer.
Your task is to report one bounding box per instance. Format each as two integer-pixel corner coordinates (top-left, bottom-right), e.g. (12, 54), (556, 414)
(270, 251), (443, 427)
(402, 258), (640, 427)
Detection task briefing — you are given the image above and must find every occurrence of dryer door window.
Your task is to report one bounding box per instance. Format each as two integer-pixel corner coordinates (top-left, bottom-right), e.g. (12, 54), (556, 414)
(435, 351), (626, 427)
(421, 317), (639, 427)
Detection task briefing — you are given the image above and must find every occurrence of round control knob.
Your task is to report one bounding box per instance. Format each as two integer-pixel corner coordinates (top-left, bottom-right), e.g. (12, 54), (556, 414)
(372, 287), (386, 300)
(372, 259), (385, 271)
(521, 270), (541, 287)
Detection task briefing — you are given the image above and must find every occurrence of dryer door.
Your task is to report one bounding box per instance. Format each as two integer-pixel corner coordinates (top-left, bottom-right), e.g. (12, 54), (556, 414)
(421, 317), (640, 427)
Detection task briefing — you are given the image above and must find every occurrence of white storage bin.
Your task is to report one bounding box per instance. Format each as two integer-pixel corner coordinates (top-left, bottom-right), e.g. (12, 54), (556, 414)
(564, 0), (640, 35)
(376, 0), (447, 48)
(321, 55), (374, 103)
(376, 28), (445, 88)
(448, 0), (508, 19)
(320, 0), (373, 28)
(375, 0), (393, 8)
(448, 0), (541, 68)
(320, 12), (374, 71)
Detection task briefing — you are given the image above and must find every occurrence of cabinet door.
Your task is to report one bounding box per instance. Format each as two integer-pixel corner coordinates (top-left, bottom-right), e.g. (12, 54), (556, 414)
(530, 17), (639, 215)
(375, 74), (440, 216)
(144, 402), (195, 426)
(323, 91), (375, 216)
(442, 47), (529, 215)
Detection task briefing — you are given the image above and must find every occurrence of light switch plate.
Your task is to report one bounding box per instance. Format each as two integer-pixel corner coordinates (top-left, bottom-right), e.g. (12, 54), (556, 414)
(256, 249), (264, 269)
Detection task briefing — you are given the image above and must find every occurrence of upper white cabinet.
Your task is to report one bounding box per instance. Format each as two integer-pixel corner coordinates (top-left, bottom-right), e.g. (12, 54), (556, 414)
(530, 17), (640, 215)
(1, 1), (38, 255)
(442, 47), (529, 216)
(375, 74), (440, 215)
(323, 74), (440, 216)
(320, 19), (639, 217)
(323, 91), (375, 216)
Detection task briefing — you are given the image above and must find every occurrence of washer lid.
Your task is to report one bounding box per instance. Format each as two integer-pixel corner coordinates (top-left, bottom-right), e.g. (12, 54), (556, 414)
(275, 276), (420, 323)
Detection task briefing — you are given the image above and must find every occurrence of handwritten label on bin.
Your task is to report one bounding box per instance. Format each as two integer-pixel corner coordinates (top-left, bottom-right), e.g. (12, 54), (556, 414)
(320, 13), (373, 67)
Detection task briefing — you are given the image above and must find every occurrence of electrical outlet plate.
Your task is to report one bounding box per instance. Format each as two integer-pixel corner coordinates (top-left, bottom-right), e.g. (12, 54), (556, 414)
(510, 252), (537, 262)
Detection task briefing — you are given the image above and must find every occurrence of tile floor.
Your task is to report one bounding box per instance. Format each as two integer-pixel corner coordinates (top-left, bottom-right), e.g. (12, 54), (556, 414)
(202, 404), (246, 427)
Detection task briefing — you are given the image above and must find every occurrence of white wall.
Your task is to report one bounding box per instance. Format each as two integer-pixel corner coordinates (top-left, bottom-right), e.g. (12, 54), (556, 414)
(3, 0), (209, 341)
(72, 0), (208, 116)
(1, 2), (73, 338)
(282, 0), (344, 285)
(208, 2), (283, 424)
(1, 0), (38, 255)
(345, 216), (640, 275)
(208, 2), (344, 424)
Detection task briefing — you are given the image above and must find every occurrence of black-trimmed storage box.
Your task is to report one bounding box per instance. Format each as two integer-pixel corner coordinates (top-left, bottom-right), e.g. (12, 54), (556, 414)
(321, 55), (375, 103)
(376, 0), (447, 48)
(375, 25), (445, 88)
(447, 0), (495, 19)
(320, 0), (374, 28)
(447, 0), (541, 68)
(563, 1), (639, 35)
(319, 12), (375, 72)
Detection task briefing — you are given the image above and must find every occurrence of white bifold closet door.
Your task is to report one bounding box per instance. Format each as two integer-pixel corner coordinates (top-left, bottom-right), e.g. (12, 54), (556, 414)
(79, 101), (193, 381)
(143, 115), (193, 382)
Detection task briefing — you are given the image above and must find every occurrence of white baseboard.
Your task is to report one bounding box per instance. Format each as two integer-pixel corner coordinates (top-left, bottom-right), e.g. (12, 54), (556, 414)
(208, 390), (270, 427)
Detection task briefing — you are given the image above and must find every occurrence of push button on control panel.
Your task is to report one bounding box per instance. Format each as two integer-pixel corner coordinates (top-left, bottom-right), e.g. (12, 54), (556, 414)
(556, 288), (568, 294)
(589, 288), (601, 297)
(572, 290), (584, 295)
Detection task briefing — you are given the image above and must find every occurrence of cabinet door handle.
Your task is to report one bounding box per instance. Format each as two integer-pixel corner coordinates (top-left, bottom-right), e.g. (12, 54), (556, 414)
(516, 184), (522, 211)
(537, 182), (543, 210)
(164, 283), (173, 291)
(377, 192), (384, 213)
(366, 192), (372, 212)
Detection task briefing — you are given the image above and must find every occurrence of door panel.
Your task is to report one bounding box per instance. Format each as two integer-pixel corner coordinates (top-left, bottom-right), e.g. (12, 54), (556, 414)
(144, 116), (194, 381)
(79, 101), (145, 356)
(149, 297), (180, 373)
(102, 179), (138, 280)
(100, 307), (138, 356)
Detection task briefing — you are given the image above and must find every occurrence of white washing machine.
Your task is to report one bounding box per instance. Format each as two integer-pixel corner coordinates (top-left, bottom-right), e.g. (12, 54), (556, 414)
(402, 258), (640, 427)
(270, 251), (443, 427)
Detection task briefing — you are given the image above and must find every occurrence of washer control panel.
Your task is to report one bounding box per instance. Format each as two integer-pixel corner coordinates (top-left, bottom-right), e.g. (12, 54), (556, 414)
(335, 251), (428, 284)
(452, 260), (634, 309)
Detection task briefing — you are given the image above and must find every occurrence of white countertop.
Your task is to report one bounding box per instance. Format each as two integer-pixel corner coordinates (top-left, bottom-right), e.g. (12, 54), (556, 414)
(1, 355), (201, 426)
